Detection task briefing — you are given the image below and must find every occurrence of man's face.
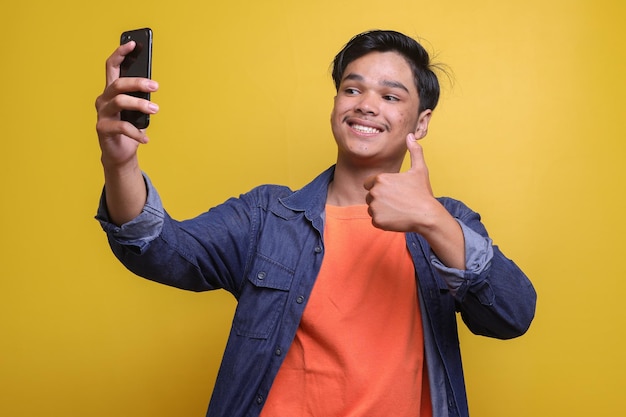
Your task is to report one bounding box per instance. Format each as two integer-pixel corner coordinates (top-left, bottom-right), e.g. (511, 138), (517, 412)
(330, 51), (431, 171)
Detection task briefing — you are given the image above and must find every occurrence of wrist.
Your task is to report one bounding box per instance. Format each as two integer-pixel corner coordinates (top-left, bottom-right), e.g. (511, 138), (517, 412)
(411, 198), (447, 234)
(101, 153), (140, 177)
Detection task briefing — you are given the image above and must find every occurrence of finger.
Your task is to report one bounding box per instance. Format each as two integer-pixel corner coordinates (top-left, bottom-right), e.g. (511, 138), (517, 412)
(98, 94), (159, 121)
(97, 80), (159, 116)
(406, 133), (434, 194)
(363, 174), (377, 191)
(102, 78), (159, 103)
(406, 133), (426, 171)
(105, 41), (136, 86)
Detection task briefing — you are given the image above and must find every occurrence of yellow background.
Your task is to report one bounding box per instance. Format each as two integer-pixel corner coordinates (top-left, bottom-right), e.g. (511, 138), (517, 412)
(1, 0), (625, 416)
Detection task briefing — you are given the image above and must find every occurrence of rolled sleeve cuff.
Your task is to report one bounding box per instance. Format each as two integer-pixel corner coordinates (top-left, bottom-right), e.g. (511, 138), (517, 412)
(430, 219), (494, 295)
(95, 173), (165, 253)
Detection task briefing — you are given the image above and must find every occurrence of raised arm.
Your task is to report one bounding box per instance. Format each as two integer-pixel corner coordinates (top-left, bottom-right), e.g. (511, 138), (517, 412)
(94, 41), (159, 225)
(364, 134), (465, 269)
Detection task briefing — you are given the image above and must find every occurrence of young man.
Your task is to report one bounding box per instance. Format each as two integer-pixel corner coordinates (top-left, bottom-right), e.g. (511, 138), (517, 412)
(95, 30), (536, 417)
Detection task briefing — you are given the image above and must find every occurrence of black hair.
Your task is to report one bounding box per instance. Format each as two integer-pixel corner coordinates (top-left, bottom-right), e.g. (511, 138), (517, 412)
(332, 30), (440, 113)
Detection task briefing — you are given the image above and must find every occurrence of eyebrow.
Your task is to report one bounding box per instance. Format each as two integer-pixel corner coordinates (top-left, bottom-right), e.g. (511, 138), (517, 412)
(342, 73), (410, 94)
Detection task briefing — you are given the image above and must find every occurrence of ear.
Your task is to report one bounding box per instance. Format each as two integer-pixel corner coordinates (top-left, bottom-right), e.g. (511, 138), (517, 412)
(413, 109), (433, 140)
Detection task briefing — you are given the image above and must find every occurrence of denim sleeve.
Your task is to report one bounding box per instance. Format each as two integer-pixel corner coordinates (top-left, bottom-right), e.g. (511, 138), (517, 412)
(95, 173), (165, 254)
(430, 219), (494, 296)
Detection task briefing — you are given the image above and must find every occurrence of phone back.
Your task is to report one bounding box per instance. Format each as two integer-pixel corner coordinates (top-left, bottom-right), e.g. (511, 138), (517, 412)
(120, 28), (152, 129)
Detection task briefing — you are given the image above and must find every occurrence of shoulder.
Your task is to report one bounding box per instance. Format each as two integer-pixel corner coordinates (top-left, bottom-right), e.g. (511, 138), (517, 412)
(436, 196), (490, 237)
(234, 184), (296, 214)
(436, 196), (476, 218)
(244, 184), (294, 201)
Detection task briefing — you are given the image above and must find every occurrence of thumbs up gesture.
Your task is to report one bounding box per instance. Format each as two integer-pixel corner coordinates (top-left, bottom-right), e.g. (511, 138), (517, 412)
(364, 133), (435, 231)
(364, 133), (466, 269)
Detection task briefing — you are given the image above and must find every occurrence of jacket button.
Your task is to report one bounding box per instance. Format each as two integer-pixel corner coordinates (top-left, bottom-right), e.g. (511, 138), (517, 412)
(314, 246), (322, 253)
(296, 295), (305, 304)
(257, 271), (266, 280)
(275, 348), (282, 356)
(256, 395), (263, 405)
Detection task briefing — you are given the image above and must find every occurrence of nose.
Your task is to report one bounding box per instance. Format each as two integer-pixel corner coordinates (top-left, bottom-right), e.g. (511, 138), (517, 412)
(355, 92), (378, 115)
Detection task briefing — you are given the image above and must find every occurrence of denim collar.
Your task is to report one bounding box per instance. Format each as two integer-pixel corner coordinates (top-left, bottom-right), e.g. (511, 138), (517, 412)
(276, 165), (335, 228)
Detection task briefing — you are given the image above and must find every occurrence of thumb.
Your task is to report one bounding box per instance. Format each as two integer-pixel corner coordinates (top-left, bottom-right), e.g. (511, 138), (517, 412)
(406, 133), (425, 170)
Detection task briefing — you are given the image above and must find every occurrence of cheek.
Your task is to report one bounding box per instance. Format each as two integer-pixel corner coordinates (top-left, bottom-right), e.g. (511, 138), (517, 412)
(397, 111), (418, 131)
(330, 101), (350, 127)
(332, 99), (349, 117)
(330, 108), (340, 129)
(330, 110), (342, 141)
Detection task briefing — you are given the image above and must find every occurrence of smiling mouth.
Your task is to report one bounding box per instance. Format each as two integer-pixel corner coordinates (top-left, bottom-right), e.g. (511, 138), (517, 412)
(350, 123), (383, 134)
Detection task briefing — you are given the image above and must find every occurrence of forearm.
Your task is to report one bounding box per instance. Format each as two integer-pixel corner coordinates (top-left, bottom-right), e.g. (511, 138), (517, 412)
(433, 197), (536, 338)
(458, 247), (536, 339)
(96, 181), (259, 294)
(417, 201), (466, 270)
(102, 157), (147, 226)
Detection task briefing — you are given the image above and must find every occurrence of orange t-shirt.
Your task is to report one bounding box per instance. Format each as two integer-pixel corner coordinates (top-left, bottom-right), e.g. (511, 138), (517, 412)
(260, 205), (432, 417)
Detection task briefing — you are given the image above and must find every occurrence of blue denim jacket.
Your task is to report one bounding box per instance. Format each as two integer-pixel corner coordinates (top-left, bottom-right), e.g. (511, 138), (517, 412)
(97, 166), (536, 417)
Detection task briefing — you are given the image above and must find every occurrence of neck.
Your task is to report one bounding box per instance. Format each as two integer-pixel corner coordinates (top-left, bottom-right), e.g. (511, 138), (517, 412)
(327, 159), (402, 206)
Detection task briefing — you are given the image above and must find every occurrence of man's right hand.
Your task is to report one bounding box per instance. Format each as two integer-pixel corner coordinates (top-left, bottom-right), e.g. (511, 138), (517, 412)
(95, 40), (159, 168)
(95, 41), (159, 225)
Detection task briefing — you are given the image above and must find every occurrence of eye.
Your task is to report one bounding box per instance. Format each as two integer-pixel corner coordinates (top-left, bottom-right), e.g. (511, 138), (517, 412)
(383, 95), (400, 102)
(344, 87), (360, 96)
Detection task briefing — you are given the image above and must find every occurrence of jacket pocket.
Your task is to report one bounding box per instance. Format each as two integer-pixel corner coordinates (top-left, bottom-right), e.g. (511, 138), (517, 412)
(233, 255), (295, 339)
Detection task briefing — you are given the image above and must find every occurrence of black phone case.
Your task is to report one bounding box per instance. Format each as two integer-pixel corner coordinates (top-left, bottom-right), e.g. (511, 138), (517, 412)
(119, 28), (152, 129)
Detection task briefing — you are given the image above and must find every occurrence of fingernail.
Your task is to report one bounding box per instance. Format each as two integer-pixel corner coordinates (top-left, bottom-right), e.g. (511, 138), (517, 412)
(148, 103), (159, 112)
(147, 80), (158, 90)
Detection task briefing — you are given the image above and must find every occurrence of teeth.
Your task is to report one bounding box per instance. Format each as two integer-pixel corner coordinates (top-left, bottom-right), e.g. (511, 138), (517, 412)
(352, 124), (381, 134)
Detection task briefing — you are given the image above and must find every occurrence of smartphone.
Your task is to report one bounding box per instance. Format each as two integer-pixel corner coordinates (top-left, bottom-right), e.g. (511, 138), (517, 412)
(119, 28), (153, 129)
